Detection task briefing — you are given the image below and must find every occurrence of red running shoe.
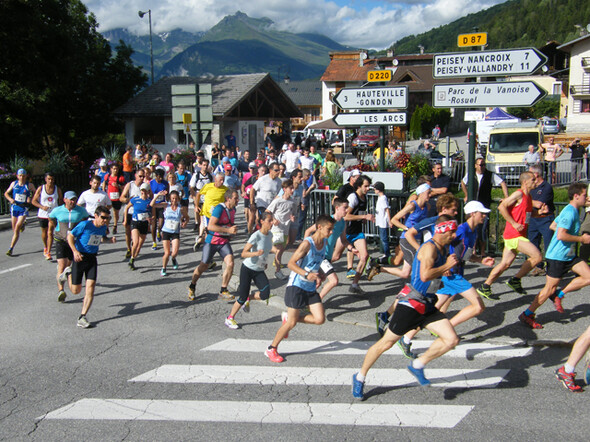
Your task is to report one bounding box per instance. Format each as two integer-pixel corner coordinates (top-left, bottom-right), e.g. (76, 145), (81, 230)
(265, 347), (284, 363)
(549, 294), (565, 314)
(555, 366), (583, 392)
(519, 312), (543, 329)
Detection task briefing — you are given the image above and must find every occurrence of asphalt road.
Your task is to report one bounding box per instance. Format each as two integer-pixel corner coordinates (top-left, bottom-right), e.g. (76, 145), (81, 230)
(1, 204), (590, 440)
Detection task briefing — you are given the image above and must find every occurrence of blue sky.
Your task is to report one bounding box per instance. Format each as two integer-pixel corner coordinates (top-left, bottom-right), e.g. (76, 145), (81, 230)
(83, 0), (507, 49)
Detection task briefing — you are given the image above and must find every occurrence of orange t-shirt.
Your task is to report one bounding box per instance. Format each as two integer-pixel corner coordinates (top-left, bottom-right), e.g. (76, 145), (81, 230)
(123, 152), (134, 172)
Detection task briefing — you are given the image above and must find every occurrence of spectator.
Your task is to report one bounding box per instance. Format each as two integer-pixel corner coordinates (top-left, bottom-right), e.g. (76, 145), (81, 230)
(283, 142), (301, 174)
(426, 162), (451, 216)
(541, 137), (563, 184)
(431, 124), (441, 140)
(225, 130), (237, 152)
(523, 144), (541, 167)
(570, 138), (586, 182)
(122, 145), (135, 182)
(322, 151), (339, 177)
(159, 152), (175, 174)
(297, 168), (317, 240)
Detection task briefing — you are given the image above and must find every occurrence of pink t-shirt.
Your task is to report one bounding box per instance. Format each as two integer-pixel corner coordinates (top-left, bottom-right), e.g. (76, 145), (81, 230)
(242, 172), (253, 199)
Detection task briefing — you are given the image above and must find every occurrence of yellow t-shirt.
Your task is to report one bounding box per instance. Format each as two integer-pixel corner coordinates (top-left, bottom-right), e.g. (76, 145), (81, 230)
(200, 183), (228, 218)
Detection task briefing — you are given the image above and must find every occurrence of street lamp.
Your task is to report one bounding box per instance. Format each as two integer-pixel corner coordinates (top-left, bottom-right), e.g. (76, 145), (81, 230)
(138, 9), (154, 85)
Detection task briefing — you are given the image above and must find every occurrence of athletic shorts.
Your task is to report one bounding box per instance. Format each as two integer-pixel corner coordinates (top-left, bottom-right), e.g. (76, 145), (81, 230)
(180, 199), (189, 207)
(244, 199), (251, 209)
(71, 254), (98, 285)
(39, 217), (49, 228)
(201, 242), (233, 264)
(155, 207), (165, 219)
(503, 236), (529, 251)
(346, 232), (365, 244)
(123, 211), (132, 226)
(256, 206), (267, 218)
(236, 264), (270, 304)
(436, 274), (473, 297)
(111, 200), (122, 210)
(399, 237), (416, 265)
(162, 231), (180, 241)
(547, 257), (583, 279)
(131, 220), (149, 235)
(11, 204), (28, 218)
(284, 285), (321, 309)
(55, 239), (73, 260)
(388, 303), (446, 336)
(318, 259), (335, 278)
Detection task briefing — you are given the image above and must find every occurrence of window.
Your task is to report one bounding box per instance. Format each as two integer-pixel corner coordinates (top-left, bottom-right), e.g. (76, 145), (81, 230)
(582, 100), (590, 113)
(552, 82), (562, 96)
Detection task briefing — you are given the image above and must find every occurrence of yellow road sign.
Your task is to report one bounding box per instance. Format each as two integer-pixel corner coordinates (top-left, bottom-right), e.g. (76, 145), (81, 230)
(458, 32), (487, 47)
(182, 113), (192, 124)
(367, 70), (392, 82)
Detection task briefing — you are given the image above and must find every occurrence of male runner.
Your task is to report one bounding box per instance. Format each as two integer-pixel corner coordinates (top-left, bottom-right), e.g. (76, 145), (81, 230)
(119, 170), (145, 259)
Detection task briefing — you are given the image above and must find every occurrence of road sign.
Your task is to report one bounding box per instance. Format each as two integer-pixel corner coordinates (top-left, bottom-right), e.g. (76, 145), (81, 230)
(182, 113), (192, 124)
(464, 111), (485, 121)
(433, 48), (548, 78)
(433, 81), (547, 108)
(332, 86), (408, 110)
(457, 32), (487, 47)
(332, 112), (406, 126)
(367, 70), (392, 82)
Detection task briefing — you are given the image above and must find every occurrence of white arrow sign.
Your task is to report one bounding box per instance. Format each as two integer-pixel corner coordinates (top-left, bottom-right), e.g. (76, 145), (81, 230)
(433, 81), (547, 108)
(332, 112), (406, 126)
(332, 86), (408, 110)
(433, 48), (548, 78)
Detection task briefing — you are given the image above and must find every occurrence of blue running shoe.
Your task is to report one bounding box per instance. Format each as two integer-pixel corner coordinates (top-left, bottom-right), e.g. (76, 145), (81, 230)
(397, 340), (416, 359)
(346, 269), (357, 279)
(407, 364), (431, 386)
(352, 373), (365, 400)
(375, 311), (389, 337)
(585, 355), (590, 386)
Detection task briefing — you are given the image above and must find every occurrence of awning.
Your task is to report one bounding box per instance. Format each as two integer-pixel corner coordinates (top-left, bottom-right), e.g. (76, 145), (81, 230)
(304, 118), (343, 130)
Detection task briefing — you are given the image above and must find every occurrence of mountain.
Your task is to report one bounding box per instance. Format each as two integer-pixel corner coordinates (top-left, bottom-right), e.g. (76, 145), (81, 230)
(389, 0), (590, 55)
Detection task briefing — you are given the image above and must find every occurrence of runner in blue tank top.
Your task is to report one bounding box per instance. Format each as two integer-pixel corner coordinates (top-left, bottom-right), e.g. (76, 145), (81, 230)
(4, 169), (36, 256)
(352, 215), (461, 399)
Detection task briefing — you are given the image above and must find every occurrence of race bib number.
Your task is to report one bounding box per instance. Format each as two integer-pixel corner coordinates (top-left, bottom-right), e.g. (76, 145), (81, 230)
(271, 228), (285, 244)
(319, 259), (334, 277)
(567, 244), (576, 258)
(87, 234), (102, 246)
(136, 212), (149, 221)
(15, 193), (26, 203)
(156, 195), (165, 202)
(164, 219), (180, 231)
(109, 192), (120, 200)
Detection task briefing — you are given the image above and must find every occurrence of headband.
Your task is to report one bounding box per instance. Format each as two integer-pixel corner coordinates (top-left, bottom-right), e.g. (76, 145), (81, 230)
(434, 219), (458, 234)
(416, 183), (431, 195)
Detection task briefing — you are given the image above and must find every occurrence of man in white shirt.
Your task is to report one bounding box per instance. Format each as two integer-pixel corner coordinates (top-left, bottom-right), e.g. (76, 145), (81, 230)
(78, 175), (112, 218)
(250, 163), (282, 222)
(298, 147), (316, 172)
(283, 143), (301, 174)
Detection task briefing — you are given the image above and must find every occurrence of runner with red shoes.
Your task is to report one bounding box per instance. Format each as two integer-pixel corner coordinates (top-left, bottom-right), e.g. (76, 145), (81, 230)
(555, 325), (590, 392)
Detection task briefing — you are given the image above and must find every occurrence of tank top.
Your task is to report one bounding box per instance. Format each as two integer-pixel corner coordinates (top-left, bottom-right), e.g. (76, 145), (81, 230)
(401, 200), (428, 239)
(127, 182), (142, 214)
(347, 192), (367, 236)
(38, 185), (59, 218)
(12, 182), (31, 207)
(288, 236), (327, 292)
(105, 174), (125, 201)
(410, 239), (445, 296)
(503, 191), (532, 239)
(162, 205), (182, 234)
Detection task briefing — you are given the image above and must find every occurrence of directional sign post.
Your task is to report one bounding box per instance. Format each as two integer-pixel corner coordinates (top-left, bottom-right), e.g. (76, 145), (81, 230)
(332, 112), (406, 127)
(432, 81), (547, 108)
(433, 48), (548, 78)
(332, 86), (408, 110)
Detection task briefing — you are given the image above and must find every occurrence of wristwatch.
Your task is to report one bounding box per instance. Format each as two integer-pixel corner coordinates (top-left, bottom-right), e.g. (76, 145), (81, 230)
(304, 271), (310, 279)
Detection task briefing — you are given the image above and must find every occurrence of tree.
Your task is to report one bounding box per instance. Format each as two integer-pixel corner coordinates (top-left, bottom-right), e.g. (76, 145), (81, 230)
(0, 0), (147, 160)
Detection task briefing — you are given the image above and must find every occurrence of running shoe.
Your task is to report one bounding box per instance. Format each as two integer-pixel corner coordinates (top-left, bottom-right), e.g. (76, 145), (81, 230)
(555, 366), (583, 392)
(45, 253), (52, 261)
(58, 266), (72, 284)
(6, 248), (12, 256)
(518, 312), (543, 329)
(160, 268), (167, 277)
(476, 284), (496, 300)
(77, 316), (91, 329)
(151, 242), (157, 250)
(397, 340), (417, 359)
(265, 347), (284, 363)
(156, 230), (161, 242)
(43, 247), (47, 256)
(275, 269), (287, 280)
(192, 241), (200, 252)
(57, 290), (66, 303)
(243, 297), (250, 313)
(225, 317), (239, 330)
(281, 311), (289, 338)
(209, 262), (217, 271)
(549, 294), (565, 313)
(530, 266), (546, 277)
(349, 284), (365, 294)
(125, 249), (132, 259)
(172, 258), (179, 270)
(367, 260), (381, 281)
(407, 364), (431, 386)
(375, 311), (389, 337)
(188, 286), (196, 301)
(584, 355), (590, 386)
(506, 277), (527, 295)
(219, 289), (235, 301)
(352, 373), (365, 400)
(346, 269), (357, 279)
(128, 260), (136, 271)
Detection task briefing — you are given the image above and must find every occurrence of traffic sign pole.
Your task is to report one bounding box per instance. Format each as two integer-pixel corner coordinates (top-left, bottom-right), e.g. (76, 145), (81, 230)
(468, 121), (476, 201)
(380, 127), (385, 172)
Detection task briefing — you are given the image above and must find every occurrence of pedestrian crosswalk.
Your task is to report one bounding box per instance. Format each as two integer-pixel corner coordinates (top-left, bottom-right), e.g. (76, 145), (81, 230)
(40, 338), (520, 429)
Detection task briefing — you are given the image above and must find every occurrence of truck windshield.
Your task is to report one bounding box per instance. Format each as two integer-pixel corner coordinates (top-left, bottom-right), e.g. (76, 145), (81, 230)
(489, 133), (539, 153)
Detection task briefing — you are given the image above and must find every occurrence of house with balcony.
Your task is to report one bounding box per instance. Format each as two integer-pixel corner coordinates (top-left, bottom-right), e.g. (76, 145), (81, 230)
(558, 34), (590, 132)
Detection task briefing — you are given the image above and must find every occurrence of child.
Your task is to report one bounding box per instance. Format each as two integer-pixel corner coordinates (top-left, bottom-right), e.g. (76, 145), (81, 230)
(266, 179), (296, 280)
(373, 181), (393, 265)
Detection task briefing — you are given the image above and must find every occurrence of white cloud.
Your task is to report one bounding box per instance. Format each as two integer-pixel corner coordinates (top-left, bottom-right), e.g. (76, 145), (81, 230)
(83, 0), (506, 49)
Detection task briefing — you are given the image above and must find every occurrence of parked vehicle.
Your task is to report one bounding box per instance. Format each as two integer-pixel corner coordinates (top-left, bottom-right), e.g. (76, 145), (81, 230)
(541, 118), (560, 134)
(351, 127), (380, 159)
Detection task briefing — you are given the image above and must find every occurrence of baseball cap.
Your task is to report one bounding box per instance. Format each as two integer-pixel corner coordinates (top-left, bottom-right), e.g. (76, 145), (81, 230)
(373, 181), (385, 192)
(224, 163), (233, 171)
(140, 183), (151, 191)
(464, 200), (491, 214)
(222, 156), (230, 163)
(349, 169), (361, 178)
(282, 146), (288, 151)
(99, 159), (107, 167)
(17, 168), (27, 176)
(64, 191), (77, 200)
(248, 162), (257, 169)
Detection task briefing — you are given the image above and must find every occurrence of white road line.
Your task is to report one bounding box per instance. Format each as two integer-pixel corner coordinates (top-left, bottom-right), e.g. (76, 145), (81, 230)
(0, 264), (32, 275)
(130, 365), (509, 389)
(201, 338), (532, 358)
(41, 399), (474, 428)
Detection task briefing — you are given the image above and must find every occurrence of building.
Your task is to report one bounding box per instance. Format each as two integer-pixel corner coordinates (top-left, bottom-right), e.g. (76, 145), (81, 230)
(114, 74), (302, 154)
(558, 34), (590, 133)
(278, 80), (323, 130)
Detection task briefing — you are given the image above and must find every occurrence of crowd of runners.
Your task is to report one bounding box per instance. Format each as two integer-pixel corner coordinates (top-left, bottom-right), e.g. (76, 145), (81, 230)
(4, 141), (590, 397)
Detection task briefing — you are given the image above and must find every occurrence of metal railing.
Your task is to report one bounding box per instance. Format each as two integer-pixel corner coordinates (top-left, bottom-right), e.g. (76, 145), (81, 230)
(570, 84), (590, 95)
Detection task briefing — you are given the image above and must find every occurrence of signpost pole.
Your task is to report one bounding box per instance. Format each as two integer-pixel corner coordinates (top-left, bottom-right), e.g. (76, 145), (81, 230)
(196, 84), (202, 149)
(467, 120), (477, 201)
(380, 126), (386, 172)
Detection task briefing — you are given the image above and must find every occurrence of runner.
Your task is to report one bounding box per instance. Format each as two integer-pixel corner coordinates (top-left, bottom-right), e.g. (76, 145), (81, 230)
(476, 171), (542, 300)
(188, 189), (239, 301)
(518, 182), (590, 329)
(175, 160), (192, 223)
(78, 175), (112, 219)
(241, 162), (258, 234)
(264, 215), (335, 363)
(250, 163), (282, 228)
(4, 169), (35, 256)
(352, 215), (460, 399)
(149, 168), (169, 250)
(193, 173), (228, 252)
(554, 325), (590, 392)
(127, 183), (155, 270)
(119, 170), (145, 259)
(31, 172), (62, 260)
(102, 163), (125, 234)
(48, 191), (89, 302)
(153, 190), (188, 276)
(59, 206), (115, 328)
(189, 159), (213, 234)
(266, 179), (296, 280)
(225, 212), (274, 329)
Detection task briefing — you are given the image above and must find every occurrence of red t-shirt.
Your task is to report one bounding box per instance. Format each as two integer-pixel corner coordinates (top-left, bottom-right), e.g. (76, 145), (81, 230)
(104, 174), (125, 201)
(503, 190), (532, 239)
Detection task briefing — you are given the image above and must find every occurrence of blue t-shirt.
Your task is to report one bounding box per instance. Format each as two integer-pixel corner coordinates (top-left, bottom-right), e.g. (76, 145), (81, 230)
(243, 230), (273, 272)
(448, 222), (477, 276)
(545, 204), (580, 262)
(70, 220), (107, 255)
(130, 196), (151, 221)
(162, 204), (182, 234)
(325, 218), (345, 260)
(48, 205), (90, 240)
(150, 180), (169, 203)
(175, 171), (192, 201)
(412, 214), (438, 243)
(96, 170), (108, 183)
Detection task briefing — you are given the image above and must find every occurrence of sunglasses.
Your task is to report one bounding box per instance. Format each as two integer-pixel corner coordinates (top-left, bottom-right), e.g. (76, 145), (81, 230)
(99, 215), (111, 220)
